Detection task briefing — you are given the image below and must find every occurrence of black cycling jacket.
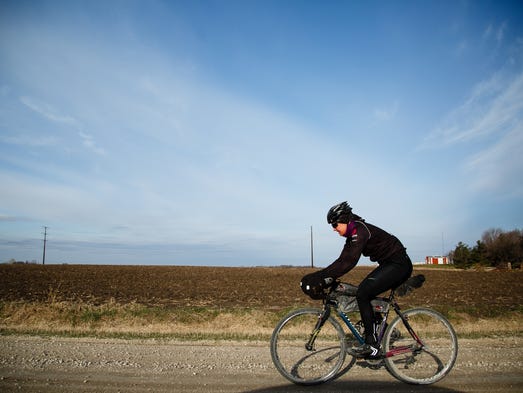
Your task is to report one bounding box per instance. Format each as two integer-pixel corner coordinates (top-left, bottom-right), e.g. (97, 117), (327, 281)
(322, 218), (406, 279)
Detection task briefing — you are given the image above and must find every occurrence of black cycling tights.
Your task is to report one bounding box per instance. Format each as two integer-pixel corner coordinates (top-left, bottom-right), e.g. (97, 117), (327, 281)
(356, 252), (413, 345)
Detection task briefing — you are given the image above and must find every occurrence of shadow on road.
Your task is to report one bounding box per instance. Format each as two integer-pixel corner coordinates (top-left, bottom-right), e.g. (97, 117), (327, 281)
(244, 380), (459, 393)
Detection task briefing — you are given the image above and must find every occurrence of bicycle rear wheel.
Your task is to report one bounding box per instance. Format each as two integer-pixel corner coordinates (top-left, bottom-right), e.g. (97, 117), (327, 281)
(383, 307), (458, 385)
(270, 308), (347, 385)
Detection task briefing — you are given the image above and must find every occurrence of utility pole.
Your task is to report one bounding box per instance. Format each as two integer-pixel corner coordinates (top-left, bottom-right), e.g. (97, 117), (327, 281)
(42, 226), (48, 265)
(310, 226), (314, 268)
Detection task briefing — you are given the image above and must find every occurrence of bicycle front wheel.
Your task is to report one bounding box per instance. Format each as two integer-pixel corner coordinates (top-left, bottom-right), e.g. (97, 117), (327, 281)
(270, 308), (347, 385)
(383, 307), (458, 385)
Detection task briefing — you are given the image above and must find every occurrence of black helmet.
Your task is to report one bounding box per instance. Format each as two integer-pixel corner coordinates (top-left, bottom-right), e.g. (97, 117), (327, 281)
(327, 201), (353, 224)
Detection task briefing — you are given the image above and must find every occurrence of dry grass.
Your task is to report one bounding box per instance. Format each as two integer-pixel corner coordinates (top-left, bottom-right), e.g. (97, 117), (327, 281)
(445, 311), (521, 337)
(1, 300), (520, 340)
(0, 300), (281, 339)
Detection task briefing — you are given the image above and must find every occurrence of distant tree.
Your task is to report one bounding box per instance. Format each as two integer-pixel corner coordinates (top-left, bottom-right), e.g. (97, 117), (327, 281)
(448, 228), (523, 269)
(450, 242), (471, 268)
(486, 229), (523, 268)
(470, 240), (488, 266)
(481, 228), (505, 247)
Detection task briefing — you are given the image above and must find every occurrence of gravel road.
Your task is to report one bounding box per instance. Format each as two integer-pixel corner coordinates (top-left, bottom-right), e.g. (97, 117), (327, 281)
(0, 335), (521, 393)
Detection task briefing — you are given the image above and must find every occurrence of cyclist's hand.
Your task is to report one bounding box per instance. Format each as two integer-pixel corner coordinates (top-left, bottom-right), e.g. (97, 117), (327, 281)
(300, 271), (334, 299)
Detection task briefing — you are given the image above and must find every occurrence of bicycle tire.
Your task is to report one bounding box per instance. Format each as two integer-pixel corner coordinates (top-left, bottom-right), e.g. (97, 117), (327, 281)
(382, 307), (458, 385)
(270, 308), (347, 385)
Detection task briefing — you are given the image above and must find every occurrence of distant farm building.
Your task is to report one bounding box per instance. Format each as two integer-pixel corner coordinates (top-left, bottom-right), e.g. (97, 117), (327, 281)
(425, 256), (450, 265)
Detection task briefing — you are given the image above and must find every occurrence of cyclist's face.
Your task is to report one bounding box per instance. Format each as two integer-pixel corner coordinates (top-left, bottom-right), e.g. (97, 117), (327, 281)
(333, 222), (347, 236)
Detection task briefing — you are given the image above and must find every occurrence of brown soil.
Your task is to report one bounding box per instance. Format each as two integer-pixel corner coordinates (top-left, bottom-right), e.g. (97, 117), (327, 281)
(0, 264), (521, 316)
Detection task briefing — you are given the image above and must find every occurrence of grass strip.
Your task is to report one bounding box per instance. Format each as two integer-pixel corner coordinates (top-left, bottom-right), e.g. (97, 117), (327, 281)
(1, 300), (521, 340)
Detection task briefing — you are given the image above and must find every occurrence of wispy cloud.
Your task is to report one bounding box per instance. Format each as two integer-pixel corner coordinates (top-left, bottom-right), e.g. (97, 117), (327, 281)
(0, 214), (35, 222)
(483, 21), (508, 45)
(373, 100), (400, 121)
(20, 96), (79, 126)
(423, 70), (523, 146)
(19, 95), (106, 156)
(463, 122), (523, 196)
(0, 134), (58, 147)
(78, 131), (106, 156)
(421, 67), (523, 195)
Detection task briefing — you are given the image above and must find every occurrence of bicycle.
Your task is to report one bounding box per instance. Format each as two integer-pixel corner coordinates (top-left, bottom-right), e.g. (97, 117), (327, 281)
(270, 274), (458, 386)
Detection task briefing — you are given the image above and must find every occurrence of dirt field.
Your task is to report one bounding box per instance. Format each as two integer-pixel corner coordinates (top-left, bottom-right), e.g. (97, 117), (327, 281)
(1, 264), (521, 314)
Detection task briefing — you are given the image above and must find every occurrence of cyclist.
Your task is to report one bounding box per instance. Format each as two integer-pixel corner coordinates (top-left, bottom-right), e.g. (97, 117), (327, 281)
(301, 201), (413, 358)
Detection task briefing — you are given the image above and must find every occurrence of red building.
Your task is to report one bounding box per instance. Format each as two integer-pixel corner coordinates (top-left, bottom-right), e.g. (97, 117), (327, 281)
(425, 256), (449, 265)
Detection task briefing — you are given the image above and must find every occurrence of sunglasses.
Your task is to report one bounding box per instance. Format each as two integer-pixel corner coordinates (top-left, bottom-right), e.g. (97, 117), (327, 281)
(332, 222), (339, 228)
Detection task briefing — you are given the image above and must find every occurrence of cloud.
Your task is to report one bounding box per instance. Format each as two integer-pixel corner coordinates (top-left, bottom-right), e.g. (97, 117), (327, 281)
(419, 63), (523, 196)
(483, 21), (508, 45)
(0, 214), (35, 222)
(463, 121), (523, 196)
(423, 70), (523, 147)
(373, 100), (400, 121)
(0, 171), (107, 224)
(0, 134), (58, 147)
(496, 22), (507, 44)
(18, 95), (106, 156)
(78, 131), (106, 156)
(454, 39), (468, 56)
(20, 96), (79, 126)
(483, 24), (493, 39)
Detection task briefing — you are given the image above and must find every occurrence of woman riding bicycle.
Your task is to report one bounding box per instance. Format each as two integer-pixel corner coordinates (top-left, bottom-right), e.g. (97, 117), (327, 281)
(301, 201), (413, 358)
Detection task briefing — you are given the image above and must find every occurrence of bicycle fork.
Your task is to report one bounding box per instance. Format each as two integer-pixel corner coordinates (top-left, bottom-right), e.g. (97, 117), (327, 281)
(305, 306), (331, 351)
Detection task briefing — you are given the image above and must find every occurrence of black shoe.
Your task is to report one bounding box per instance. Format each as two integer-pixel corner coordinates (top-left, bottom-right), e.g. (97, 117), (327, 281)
(350, 343), (380, 358)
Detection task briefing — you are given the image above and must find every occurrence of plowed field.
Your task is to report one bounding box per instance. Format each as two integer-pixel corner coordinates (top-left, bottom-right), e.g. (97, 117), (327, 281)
(1, 264), (521, 316)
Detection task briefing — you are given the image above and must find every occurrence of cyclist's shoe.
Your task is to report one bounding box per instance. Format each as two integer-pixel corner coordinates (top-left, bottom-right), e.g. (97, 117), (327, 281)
(364, 350), (383, 360)
(350, 343), (380, 358)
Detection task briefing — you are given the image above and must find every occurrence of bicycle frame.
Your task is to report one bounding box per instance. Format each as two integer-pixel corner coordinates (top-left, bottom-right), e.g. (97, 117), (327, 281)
(309, 290), (425, 360)
(337, 309), (365, 344)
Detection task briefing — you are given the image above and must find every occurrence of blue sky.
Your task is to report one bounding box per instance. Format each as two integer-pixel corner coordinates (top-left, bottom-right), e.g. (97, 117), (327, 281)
(1, 0), (522, 266)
